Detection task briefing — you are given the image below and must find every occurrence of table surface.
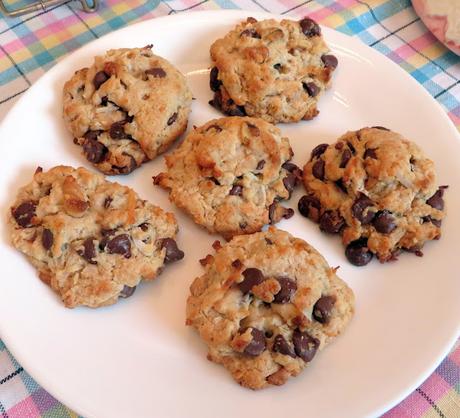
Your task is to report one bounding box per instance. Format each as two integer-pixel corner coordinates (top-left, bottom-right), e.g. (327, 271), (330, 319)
(0, 1), (459, 417)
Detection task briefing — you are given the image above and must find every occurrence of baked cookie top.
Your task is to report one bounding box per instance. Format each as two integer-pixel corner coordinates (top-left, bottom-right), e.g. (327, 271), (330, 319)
(300, 127), (447, 265)
(9, 166), (184, 308)
(154, 117), (301, 239)
(186, 227), (355, 390)
(209, 16), (337, 123)
(63, 46), (192, 175)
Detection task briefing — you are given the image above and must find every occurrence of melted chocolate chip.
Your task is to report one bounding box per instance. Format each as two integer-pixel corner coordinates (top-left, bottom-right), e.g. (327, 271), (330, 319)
(229, 185), (243, 196)
(83, 139), (108, 164)
(78, 237), (97, 264)
(83, 130), (101, 141)
(283, 173), (298, 195)
(345, 238), (373, 266)
(273, 277), (297, 304)
(312, 159), (325, 180)
(120, 285), (136, 298)
(311, 143), (328, 160)
(12, 201), (36, 228)
(340, 149), (352, 168)
(347, 141), (356, 155)
(423, 216), (442, 228)
(373, 210), (396, 234)
(313, 296), (336, 324)
(292, 330), (319, 362)
(335, 178), (347, 194)
(321, 54), (338, 69)
(299, 17), (321, 37)
(145, 67), (166, 78)
(273, 334), (296, 358)
(351, 193), (375, 224)
(319, 210), (344, 234)
(232, 259), (243, 269)
(41, 228), (53, 250)
(93, 71), (109, 89)
(209, 67), (221, 92)
(238, 268), (265, 294)
(364, 148), (378, 159)
(106, 234), (131, 258)
(167, 112), (178, 126)
(298, 195), (321, 222)
(243, 328), (266, 356)
(256, 160), (265, 170)
(240, 28), (261, 39)
(303, 82), (320, 97)
(160, 238), (184, 263)
(109, 121), (128, 139)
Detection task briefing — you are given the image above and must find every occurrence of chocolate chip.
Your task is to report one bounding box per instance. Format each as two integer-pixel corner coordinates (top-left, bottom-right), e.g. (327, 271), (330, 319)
(274, 63), (282, 72)
(265, 238), (273, 245)
(93, 71), (109, 89)
(347, 141), (356, 155)
(310, 143), (328, 160)
(273, 334), (296, 358)
(239, 221), (248, 229)
(146, 67), (166, 78)
(335, 178), (347, 194)
(426, 188), (445, 211)
(256, 160), (265, 170)
(167, 112), (177, 126)
(299, 17), (321, 37)
(303, 82), (320, 97)
(313, 296), (336, 324)
(372, 126), (390, 131)
(206, 124), (222, 132)
(319, 210), (344, 233)
(209, 67), (221, 92)
(83, 130), (101, 141)
(298, 195), (321, 222)
(12, 201), (36, 228)
(246, 123), (260, 136)
(423, 216), (442, 227)
(120, 285), (136, 298)
(100, 96), (108, 106)
(139, 223), (149, 232)
(364, 148), (378, 159)
(340, 149), (352, 168)
(104, 196), (113, 209)
(109, 121), (127, 139)
(243, 328), (266, 356)
(345, 238), (373, 266)
(335, 142), (344, 150)
(160, 238), (184, 263)
(321, 54), (338, 69)
(209, 177), (220, 186)
(240, 28), (261, 39)
(265, 330), (273, 338)
(282, 161), (302, 176)
(283, 208), (294, 219)
(106, 234), (131, 258)
(238, 268), (265, 294)
(41, 228), (53, 250)
(83, 139), (108, 164)
(209, 90), (222, 109)
(229, 185), (243, 196)
(292, 330), (319, 362)
(312, 159), (325, 180)
(225, 104), (246, 117)
(232, 259), (242, 269)
(373, 210), (396, 234)
(78, 237), (97, 264)
(273, 277), (297, 304)
(351, 193), (375, 224)
(283, 173), (298, 195)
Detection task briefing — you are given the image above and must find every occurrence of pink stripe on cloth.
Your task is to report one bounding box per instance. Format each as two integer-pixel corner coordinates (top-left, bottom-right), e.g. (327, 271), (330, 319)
(6, 397), (41, 418)
(383, 390), (432, 417)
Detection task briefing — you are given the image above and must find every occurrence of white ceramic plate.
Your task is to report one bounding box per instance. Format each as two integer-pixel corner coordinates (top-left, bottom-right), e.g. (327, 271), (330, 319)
(0, 10), (459, 418)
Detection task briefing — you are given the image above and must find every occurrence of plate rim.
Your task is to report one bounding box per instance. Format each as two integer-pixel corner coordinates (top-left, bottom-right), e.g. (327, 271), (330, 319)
(0, 9), (459, 418)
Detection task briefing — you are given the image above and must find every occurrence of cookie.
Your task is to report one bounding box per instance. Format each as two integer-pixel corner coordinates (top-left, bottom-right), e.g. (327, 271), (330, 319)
(300, 127), (447, 265)
(154, 116), (301, 239)
(8, 166), (184, 308)
(186, 227), (355, 390)
(209, 16), (337, 123)
(63, 46), (192, 175)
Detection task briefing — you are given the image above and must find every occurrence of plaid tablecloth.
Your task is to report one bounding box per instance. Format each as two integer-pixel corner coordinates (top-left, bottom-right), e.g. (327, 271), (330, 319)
(0, 1), (459, 417)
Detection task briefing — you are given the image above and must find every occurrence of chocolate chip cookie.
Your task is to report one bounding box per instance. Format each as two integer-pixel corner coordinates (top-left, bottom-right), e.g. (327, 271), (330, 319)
(8, 166), (184, 308)
(154, 117), (301, 239)
(300, 127), (447, 265)
(63, 46), (192, 175)
(209, 16), (337, 123)
(186, 227), (355, 389)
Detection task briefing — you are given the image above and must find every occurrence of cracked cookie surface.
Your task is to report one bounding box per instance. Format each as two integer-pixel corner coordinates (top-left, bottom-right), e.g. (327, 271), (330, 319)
(154, 116), (301, 239)
(209, 16), (337, 123)
(186, 227), (354, 389)
(63, 46), (192, 175)
(300, 127), (447, 265)
(8, 166), (184, 308)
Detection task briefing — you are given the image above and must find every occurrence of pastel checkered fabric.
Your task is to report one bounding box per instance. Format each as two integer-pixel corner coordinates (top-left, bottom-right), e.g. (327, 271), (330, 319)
(0, 1), (459, 417)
